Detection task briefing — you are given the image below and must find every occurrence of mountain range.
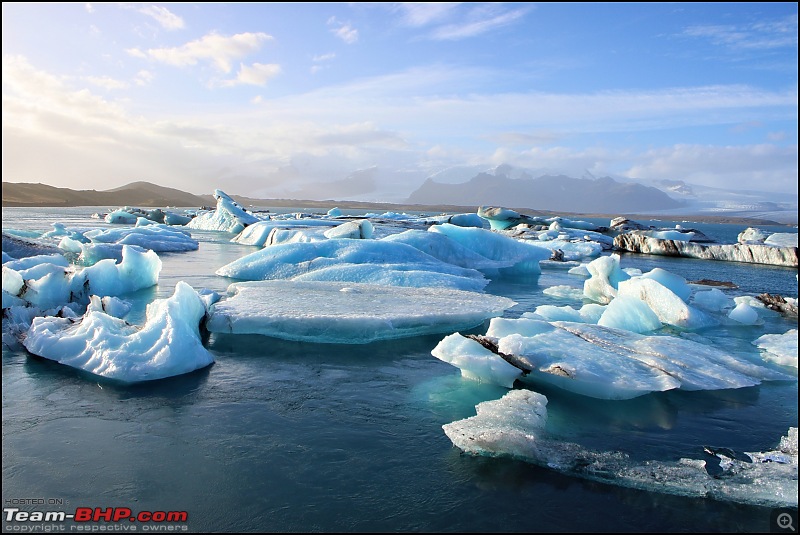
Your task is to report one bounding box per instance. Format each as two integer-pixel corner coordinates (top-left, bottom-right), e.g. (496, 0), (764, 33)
(407, 172), (682, 214)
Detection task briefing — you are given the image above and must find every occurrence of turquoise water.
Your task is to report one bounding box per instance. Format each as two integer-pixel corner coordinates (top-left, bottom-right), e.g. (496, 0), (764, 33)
(2, 207), (797, 532)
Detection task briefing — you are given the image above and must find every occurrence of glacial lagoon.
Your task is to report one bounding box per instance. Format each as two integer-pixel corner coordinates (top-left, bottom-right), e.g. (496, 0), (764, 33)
(2, 205), (797, 532)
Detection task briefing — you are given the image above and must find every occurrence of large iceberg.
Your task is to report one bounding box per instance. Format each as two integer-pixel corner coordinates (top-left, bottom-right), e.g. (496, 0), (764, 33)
(444, 389), (798, 508)
(23, 281), (214, 383)
(431, 317), (792, 399)
(187, 190), (259, 233)
(215, 239), (489, 291)
(231, 219), (341, 247)
(428, 224), (551, 276)
(614, 234), (798, 267)
(206, 280), (515, 344)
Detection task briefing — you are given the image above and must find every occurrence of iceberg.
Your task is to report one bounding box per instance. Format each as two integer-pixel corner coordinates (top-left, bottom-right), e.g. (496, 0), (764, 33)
(596, 295), (663, 333)
(215, 239), (489, 291)
(104, 209), (138, 224)
(81, 225), (199, 252)
(23, 281), (214, 383)
(583, 254), (630, 304)
(444, 390), (798, 508)
(753, 329), (798, 368)
(430, 333), (523, 387)
(429, 224), (551, 276)
(728, 302), (761, 325)
(614, 234), (798, 267)
(206, 280), (515, 344)
(617, 277), (717, 330)
(231, 219), (341, 247)
(691, 288), (734, 312)
(477, 206), (536, 230)
(432, 318), (792, 399)
(186, 190), (259, 233)
(381, 230), (520, 272)
(2, 232), (60, 259)
(323, 219), (374, 240)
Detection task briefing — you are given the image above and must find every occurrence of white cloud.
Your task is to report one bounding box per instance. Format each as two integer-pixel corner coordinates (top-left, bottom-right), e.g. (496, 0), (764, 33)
(431, 7), (527, 40)
(219, 62), (282, 87)
(85, 3), (94, 13)
(143, 31), (272, 73)
(126, 48), (148, 59)
(397, 3), (461, 27)
(683, 14), (798, 51)
(134, 70), (154, 86)
(625, 144), (798, 193)
(138, 5), (185, 31)
(313, 53), (336, 62)
(328, 18), (358, 44)
(3, 56), (797, 199)
(85, 75), (129, 90)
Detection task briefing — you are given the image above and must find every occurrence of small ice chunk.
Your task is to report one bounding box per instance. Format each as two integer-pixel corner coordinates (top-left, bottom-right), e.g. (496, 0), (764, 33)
(431, 333), (522, 387)
(753, 329), (797, 368)
(323, 220), (374, 240)
(542, 285), (585, 300)
(583, 254), (630, 304)
(692, 288), (733, 312)
(728, 303), (761, 325)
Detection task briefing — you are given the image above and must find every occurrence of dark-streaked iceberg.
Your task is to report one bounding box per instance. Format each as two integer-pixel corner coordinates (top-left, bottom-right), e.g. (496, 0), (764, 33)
(432, 317), (793, 399)
(614, 234), (798, 267)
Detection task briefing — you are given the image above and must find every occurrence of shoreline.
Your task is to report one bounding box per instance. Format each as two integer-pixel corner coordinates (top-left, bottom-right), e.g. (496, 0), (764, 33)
(2, 199), (794, 227)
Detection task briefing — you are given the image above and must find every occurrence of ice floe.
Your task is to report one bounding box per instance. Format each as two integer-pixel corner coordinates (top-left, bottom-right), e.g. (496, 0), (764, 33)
(444, 389), (798, 508)
(206, 280), (515, 344)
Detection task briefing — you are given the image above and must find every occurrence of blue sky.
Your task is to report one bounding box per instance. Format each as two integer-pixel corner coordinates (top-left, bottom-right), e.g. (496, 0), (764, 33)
(2, 2), (797, 201)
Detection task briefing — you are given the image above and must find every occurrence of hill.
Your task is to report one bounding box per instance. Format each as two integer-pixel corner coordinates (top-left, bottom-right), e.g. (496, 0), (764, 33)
(2, 181), (208, 208)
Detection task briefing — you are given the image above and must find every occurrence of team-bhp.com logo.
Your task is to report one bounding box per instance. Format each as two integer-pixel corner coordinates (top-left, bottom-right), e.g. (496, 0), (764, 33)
(4, 507), (189, 531)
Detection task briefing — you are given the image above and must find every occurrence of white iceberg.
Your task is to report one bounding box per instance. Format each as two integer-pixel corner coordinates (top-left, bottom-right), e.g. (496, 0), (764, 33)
(206, 280), (515, 344)
(728, 302), (761, 325)
(23, 281), (214, 383)
(323, 220), (374, 240)
(444, 390), (798, 508)
(186, 189), (259, 233)
(691, 288), (734, 312)
(432, 318), (792, 399)
(583, 254), (630, 304)
(429, 333), (523, 388)
(753, 329), (798, 368)
(617, 277), (717, 330)
(231, 219), (340, 247)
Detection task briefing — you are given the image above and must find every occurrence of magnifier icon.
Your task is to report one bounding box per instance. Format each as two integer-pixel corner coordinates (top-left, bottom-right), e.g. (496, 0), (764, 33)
(778, 513), (796, 531)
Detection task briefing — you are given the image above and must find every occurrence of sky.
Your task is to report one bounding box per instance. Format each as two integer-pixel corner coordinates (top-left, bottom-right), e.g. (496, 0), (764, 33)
(2, 2), (798, 201)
